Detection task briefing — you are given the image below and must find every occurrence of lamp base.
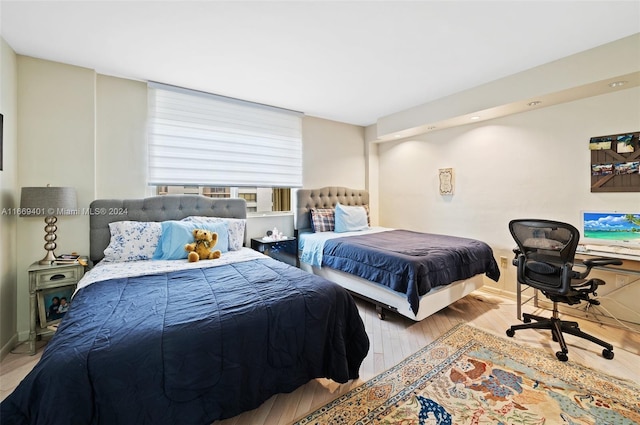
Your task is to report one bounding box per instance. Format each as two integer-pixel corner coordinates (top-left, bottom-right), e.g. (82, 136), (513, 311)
(40, 215), (58, 265)
(39, 250), (57, 265)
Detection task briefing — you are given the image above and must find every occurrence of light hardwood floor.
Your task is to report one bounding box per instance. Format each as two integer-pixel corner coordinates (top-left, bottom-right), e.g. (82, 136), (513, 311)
(2, 291), (639, 425)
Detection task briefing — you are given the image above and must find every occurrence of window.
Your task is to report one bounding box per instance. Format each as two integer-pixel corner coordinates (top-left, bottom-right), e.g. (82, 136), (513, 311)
(147, 82), (303, 188)
(156, 186), (291, 213)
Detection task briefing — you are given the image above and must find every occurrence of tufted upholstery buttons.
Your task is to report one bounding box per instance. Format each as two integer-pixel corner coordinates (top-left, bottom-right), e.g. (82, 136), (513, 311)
(295, 187), (369, 232)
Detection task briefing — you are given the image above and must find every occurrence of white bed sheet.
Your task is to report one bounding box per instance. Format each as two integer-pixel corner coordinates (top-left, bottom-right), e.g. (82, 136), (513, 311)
(298, 226), (392, 267)
(77, 247), (266, 291)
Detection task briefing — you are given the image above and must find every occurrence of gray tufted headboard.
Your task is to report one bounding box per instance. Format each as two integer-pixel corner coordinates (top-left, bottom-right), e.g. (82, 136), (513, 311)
(296, 187), (369, 233)
(90, 195), (246, 264)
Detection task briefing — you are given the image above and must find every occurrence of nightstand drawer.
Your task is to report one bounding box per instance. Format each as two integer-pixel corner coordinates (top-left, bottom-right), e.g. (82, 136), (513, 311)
(35, 267), (81, 289)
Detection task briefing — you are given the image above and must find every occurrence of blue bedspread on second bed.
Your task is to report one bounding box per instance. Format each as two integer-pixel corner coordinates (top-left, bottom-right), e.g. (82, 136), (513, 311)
(1, 257), (369, 425)
(322, 230), (501, 315)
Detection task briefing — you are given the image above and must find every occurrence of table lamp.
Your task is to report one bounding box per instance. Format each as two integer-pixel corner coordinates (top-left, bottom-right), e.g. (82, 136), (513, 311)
(20, 186), (78, 265)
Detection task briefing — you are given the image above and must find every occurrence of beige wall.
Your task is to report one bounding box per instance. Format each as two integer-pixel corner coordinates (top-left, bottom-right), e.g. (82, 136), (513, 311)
(377, 86), (640, 324)
(95, 75), (149, 199)
(0, 38), (19, 357)
(15, 57), (96, 337)
(302, 116), (366, 189)
(6, 56), (366, 341)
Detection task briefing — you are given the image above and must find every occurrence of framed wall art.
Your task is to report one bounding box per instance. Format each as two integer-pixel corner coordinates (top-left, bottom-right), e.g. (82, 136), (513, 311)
(439, 168), (454, 195)
(590, 131), (639, 192)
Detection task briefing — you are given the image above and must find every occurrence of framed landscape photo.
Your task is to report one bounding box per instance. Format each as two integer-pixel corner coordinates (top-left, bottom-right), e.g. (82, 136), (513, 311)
(616, 133), (635, 153)
(588, 135), (612, 150)
(615, 161), (639, 175)
(592, 163), (614, 175)
(37, 285), (75, 328)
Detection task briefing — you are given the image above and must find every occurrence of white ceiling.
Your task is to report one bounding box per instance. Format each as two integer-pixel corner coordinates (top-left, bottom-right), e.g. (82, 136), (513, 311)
(1, 1), (639, 126)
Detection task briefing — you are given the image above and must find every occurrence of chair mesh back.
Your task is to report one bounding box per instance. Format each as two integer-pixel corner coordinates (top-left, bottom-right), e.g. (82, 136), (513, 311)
(509, 219), (580, 292)
(510, 220), (578, 263)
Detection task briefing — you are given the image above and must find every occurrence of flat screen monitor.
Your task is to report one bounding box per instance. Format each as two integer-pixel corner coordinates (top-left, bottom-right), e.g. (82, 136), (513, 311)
(581, 211), (640, 248)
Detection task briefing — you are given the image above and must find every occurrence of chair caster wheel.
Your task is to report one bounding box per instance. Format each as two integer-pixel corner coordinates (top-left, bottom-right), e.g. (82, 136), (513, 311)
(602, 349), (614, 360)
(556, 351), (568, 362)
(506, 329), (515, 337)
(523, 316), (531, 323)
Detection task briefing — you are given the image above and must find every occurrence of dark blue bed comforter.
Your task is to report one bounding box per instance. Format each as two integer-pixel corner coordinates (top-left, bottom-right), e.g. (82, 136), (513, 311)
(322, 230), (501, 315)
(1, 258), (369, 425)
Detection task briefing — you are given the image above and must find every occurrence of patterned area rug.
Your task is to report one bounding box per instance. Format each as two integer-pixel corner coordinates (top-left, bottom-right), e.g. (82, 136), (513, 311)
(293, 323), (640, 424)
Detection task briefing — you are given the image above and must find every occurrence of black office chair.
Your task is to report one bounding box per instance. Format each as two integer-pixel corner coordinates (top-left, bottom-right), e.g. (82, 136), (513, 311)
(506, 219), (622, 361)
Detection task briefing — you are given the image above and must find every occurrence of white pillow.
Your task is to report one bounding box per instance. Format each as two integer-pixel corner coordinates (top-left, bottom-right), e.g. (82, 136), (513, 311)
(181, 216), (246, 250)
(334, 203), (369, 233)
(103, 221), (162, 262)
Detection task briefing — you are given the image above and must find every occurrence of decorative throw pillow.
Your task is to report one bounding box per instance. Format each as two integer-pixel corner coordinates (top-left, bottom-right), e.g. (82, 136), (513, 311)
(362, 204), (371, 226)
(181, 216), (246, 251)
(310, 208), (335, 232)
(334, 203), (369, 233)
(103, 221), (162, 262)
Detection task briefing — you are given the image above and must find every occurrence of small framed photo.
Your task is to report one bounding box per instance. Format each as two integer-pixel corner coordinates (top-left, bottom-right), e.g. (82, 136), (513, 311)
(616, 133), (635, 153)
(592, 163), (613, 176)
(38, 285), (75, 329)
(615, 161), (639, 175)
(589, 135), (612, 150)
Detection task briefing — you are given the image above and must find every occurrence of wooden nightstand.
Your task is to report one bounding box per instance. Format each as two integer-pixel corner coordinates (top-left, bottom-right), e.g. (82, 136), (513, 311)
(27, 260), (86, 355)
(251, 237), (298, 267)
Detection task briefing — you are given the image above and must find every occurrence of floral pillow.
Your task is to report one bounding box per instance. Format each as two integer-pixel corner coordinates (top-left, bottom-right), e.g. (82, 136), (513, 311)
(181, 216), (246, 250)
(103, 221), (162, 262)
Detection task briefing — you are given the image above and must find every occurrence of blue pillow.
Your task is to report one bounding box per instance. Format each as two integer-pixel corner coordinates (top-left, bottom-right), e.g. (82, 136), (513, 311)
(153, 221), (229, 260)
(334, 203), (369, 233)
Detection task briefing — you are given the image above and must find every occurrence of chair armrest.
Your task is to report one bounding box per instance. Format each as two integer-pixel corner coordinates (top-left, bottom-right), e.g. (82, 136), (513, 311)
(582, 258), (623, 268)
(512, 247), (521, 266)
(576, 257), (623, 279)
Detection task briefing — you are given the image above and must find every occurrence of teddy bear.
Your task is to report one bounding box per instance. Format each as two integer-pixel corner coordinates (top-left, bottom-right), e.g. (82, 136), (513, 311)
(184, 229), (221, 262)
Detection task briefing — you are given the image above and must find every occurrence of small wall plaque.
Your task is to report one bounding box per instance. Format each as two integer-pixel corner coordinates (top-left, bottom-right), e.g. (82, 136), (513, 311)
(439, 168), (454, 195)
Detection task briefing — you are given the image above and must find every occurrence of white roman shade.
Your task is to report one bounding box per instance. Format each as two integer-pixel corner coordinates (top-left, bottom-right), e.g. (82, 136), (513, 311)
(148, 83), (303, 187)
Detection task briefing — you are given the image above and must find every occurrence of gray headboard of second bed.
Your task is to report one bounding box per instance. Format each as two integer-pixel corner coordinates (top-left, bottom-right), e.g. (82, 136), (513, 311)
(295, 186), (369, 234)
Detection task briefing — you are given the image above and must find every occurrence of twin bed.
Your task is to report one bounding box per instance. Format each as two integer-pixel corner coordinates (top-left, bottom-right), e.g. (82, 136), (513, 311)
(296, 187), (500, 321)
(1, 195), (369, 425)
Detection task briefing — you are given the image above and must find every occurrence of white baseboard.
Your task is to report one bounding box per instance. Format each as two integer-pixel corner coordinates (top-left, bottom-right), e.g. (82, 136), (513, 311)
(0, 333), (19, 362)
(477, 286), (640, 332)
(477, 286), (515, 300)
